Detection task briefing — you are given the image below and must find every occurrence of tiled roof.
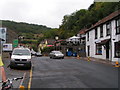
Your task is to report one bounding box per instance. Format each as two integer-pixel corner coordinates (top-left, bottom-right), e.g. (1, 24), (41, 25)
(86, 10), (120, 32)
(79, 28), (88, 34)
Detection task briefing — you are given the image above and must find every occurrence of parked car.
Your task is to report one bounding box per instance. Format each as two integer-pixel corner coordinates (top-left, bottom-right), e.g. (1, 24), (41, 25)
(35, 52), (42, 57)
(10, 47), (32, 69)
(49, 51), (64, 59)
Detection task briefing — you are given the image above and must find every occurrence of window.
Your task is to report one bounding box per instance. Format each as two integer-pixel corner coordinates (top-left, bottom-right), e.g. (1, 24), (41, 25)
(116, 17), (120, 34)
(95, 28), (97, 39)
(100, 25), (103, 37)
(115, 42), (120, 58)
(87, 32), (89, 41)
(96, 44), (102, 55)
(106, 22), (111, 36)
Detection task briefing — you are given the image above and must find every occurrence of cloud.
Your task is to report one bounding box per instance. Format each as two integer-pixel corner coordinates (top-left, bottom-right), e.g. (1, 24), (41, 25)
(0, 0), (94, 28)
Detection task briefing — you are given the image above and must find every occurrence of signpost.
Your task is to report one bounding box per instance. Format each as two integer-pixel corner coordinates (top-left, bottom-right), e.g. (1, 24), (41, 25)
(13, 39), (18, 48)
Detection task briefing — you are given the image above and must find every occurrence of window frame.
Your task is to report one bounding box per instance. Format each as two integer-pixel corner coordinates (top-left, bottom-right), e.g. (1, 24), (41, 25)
(106, 22), (111, 36)
(114, 42), (120, 58)
(87, 32), (89, 41)
(116, 17), (120, 35)
(100, 25), (103, 38)
(95, 28), (97, 39)
(96, 44), (102, 55)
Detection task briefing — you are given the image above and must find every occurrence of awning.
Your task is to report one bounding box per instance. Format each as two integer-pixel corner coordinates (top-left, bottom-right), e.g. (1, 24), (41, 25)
(95, 39), (110, 45)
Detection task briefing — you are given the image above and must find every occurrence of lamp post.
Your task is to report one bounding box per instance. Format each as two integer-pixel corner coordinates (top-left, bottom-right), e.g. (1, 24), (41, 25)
(18, 36), (24, 47)
(55, 36), (59, 50)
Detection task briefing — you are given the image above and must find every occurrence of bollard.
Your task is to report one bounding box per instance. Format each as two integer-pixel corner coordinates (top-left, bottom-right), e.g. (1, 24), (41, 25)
(88, 56), (90, 61)
(19, 85), (25, 90)
(114, 61), (119, 67)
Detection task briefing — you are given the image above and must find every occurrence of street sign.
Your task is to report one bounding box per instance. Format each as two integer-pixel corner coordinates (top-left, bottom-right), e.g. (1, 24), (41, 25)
(13, 39), (18, 48)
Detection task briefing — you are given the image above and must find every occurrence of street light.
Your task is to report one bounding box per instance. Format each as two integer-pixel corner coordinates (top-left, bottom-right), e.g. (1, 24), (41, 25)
(55, 36), (59, 50)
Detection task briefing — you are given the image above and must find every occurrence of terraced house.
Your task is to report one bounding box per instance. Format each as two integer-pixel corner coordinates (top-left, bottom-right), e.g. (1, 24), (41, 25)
(86, 10), (120, 62)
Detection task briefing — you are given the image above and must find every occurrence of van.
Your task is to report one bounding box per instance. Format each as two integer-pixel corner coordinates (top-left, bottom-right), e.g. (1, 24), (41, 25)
(10, 47), (32, 69)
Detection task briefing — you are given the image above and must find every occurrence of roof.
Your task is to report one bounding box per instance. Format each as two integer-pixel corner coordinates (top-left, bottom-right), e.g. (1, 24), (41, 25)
(86, 9), (120, 32)
(79, 28), (88, 34)
(69, 36), (80, 39)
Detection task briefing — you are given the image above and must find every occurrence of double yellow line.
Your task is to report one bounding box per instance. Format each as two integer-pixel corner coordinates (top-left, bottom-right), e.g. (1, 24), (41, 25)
(28, 68), (33, 90)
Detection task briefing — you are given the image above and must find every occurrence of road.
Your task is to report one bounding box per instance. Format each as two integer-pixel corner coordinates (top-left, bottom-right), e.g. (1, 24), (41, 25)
(31, 56), (118, 89)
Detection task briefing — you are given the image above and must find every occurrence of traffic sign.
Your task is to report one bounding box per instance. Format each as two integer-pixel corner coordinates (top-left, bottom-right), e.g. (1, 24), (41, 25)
(13, 39), (18, 48)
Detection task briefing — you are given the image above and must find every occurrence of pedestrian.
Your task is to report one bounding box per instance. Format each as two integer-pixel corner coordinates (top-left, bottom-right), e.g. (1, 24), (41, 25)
(0, 56), (7, 83)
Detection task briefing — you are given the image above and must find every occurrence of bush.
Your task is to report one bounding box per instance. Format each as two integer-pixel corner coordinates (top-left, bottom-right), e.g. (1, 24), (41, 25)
(42, 47), (54, 53)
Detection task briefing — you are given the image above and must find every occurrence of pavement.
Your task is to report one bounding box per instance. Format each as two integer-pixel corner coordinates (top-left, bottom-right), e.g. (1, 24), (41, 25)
(65, 56), (117, 66)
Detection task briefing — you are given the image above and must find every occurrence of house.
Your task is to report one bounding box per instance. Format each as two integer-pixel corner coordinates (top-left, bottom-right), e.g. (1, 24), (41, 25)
(85, 10), (120, 62)
(66, 36), (80, 45)
(39, 39), (55, 50)
(77, 28), (87, 44)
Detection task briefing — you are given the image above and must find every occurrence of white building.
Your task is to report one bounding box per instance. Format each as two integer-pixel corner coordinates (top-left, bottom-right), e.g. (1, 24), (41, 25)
(86, 10), (120, 62)
(66, 36), (80, 45)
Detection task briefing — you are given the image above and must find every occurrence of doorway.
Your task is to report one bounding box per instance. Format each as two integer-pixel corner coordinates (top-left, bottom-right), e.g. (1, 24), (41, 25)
(106, 42), (109, 59)
(87, 46), (90, 56)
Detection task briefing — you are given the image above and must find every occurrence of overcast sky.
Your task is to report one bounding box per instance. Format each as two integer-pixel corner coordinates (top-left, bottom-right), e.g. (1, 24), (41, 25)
(0, 0), (94, 28)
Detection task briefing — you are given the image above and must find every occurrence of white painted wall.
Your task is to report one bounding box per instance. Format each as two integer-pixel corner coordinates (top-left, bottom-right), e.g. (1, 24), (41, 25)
(86, 18), (120, 62)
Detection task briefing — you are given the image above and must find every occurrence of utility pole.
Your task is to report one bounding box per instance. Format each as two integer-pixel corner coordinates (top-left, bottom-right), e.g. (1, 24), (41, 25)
(55, 36), (59, 50)
(110, 22), (112, 61)
(0, 38), (5, 58)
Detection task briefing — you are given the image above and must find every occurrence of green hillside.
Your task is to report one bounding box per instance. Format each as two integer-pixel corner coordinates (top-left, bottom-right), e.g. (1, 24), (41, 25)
(1, 20), (51, 34)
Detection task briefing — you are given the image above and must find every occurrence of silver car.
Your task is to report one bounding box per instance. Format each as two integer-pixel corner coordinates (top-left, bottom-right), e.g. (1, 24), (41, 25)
(49, 51), (64, 59)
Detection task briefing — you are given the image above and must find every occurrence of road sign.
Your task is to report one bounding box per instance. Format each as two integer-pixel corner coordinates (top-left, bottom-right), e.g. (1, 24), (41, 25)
(13, 39), (18, 48)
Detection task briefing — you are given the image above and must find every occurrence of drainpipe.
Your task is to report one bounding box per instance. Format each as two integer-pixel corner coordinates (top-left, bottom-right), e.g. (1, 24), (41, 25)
(110, 22), (112, 62)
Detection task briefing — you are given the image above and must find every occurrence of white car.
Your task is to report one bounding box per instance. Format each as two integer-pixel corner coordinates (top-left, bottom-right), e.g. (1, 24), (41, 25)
(49, 51), (64, 59)
(10, 47), (32, 69)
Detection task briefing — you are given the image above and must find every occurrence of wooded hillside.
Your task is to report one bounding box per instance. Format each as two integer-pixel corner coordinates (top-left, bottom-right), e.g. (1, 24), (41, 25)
(59, 2), (120, 39)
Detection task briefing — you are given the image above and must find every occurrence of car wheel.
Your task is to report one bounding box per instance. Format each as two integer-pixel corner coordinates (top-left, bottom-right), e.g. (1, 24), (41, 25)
(9, 61), (15, 69)
(27, 66), (31, 70)
(10, 65), (14, 69)
(27, 62), (32, 70)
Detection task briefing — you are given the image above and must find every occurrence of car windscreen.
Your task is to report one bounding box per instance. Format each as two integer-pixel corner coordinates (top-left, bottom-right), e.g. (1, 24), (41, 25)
(54, 51), (62, 54)
(13, 49), (31, 55)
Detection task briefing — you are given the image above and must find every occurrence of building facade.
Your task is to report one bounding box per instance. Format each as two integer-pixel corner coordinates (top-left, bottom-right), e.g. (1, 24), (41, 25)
(86, 10), (120, 62)
(66, 36), (80, 45)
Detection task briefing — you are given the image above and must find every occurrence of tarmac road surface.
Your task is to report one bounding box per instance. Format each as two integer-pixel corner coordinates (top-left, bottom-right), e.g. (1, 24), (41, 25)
(30, 56), (118, 89)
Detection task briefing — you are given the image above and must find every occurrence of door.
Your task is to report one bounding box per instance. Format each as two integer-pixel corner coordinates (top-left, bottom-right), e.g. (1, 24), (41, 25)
(87, 46), (90, 56)
(106, 42), (109, 59)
